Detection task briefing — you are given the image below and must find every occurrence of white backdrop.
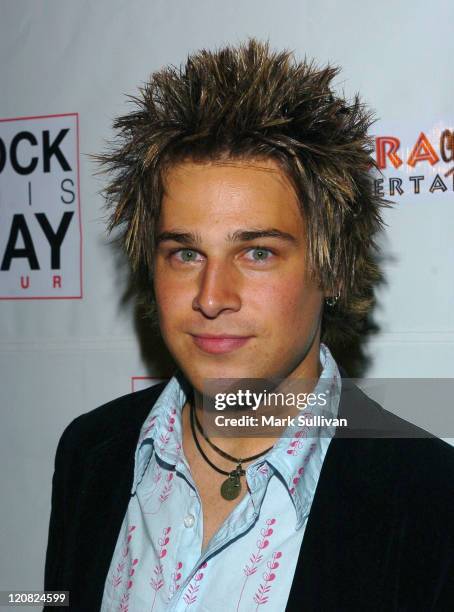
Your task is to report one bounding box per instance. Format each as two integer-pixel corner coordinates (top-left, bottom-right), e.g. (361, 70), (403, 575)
(1, 0), (453, 599)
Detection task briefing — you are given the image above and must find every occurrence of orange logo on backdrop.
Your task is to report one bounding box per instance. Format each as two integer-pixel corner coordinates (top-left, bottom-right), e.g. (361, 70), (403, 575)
(374, 128), (454, 197)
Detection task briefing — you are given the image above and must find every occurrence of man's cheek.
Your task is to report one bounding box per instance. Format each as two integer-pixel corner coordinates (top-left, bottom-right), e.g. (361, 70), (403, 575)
(267, 286), (300, 315)
(155, 279), (186, 307)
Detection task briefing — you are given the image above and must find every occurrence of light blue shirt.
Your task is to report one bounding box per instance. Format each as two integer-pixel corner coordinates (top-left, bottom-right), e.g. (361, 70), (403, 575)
(101, 343), (341, 611)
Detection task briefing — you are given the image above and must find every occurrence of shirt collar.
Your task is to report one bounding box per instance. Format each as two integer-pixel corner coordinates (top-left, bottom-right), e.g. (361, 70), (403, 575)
(131, 343), (342, 526)
(261, 343), (342, 528)
(131, 373), (189, 494)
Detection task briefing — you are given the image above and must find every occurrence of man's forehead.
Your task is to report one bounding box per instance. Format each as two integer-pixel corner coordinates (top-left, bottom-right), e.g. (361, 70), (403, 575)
(161, 157), (296, 195)
(159, 158), (303, 231)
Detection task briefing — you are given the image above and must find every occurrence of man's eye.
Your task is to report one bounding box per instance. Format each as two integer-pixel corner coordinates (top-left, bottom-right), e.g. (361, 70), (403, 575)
(174, 249), (200, 262)
(246, 247), (274, 262)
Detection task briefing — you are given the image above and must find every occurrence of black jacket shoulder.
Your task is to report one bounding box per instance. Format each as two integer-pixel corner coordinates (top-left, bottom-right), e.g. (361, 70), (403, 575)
(56, 381), (167, 456)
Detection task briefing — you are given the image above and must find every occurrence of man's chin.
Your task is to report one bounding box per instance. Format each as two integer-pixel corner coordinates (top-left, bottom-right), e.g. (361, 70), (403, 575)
(179, 363), (275, 397)
(181, 363), (251, 384)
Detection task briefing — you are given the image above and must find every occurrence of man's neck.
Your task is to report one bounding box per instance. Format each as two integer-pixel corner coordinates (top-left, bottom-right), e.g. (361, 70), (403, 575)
(184, 349), (324, 465)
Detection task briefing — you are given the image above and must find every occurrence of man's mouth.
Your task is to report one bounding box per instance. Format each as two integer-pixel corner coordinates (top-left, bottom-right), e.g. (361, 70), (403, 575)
(190, 334), (253, 355)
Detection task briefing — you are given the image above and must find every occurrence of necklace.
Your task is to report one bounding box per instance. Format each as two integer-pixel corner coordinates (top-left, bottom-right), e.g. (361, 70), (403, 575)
(189, 403), (273, 501)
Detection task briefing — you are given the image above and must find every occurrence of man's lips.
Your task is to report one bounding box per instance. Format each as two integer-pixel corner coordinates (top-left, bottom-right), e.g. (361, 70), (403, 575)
(190, 334), (253, 355)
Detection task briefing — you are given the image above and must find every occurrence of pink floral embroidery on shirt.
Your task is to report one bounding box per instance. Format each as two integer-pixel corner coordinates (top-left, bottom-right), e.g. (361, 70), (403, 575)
(253, 551), (283, 609)
(236, 518), (276, 611)
(257, 464), (270, 477)
(286, 412), (313, 456)
(118, 592), (129, 612)
(146, 471), (175, 515)
(107, 525), (139, 612)
(183, 561), (208, 609)
(110, 525), (138, 590)
(141, 463), (163, 511)
(150, 526), (171, 611)
(139, 415), (157, 444)
(168, 560), (184, 600)
(289, 442), (317, 495)
(151, 463), (163, 489)
(157, 408), (177, 452)
(289, 466), (305, 496)
(160, 472), (174, 502)
(117, 557), (139, 611)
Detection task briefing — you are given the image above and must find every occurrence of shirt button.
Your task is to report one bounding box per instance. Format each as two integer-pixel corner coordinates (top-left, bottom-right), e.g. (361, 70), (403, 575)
(184, 513), (195, 528)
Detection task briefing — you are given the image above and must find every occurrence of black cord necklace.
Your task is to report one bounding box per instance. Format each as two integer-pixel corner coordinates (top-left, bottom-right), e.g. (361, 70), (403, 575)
(189, 403), (273, 501)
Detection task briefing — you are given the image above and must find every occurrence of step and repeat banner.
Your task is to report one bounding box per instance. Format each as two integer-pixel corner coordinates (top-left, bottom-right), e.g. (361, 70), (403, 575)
(1, 0), (453, 599)
(0, 113), (82, 298)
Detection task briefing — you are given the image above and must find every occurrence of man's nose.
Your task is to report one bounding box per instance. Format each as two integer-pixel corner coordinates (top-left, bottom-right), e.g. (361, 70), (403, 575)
(192, 259), (241, 318)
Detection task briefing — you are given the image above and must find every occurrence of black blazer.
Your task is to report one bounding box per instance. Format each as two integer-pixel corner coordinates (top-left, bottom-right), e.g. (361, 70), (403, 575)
(44, 378), (454, 611)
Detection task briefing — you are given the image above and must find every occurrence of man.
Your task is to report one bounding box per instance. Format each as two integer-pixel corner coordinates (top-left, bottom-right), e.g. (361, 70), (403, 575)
(44, 40), (454, 611)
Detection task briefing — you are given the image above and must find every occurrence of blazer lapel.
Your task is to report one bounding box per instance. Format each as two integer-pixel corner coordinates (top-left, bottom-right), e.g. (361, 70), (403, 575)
(66, 428), (141, 610)
(284, 381), (410, 610)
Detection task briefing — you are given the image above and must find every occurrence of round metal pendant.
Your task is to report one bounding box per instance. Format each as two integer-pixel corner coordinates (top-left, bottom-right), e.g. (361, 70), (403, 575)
(220, 475), (241, 500)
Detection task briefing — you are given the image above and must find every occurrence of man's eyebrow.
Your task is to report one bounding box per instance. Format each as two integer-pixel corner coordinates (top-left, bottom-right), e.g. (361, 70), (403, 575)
(156, 231), (202, 246)
(156, 228), (297, 246)
(228, 228), (297, 243)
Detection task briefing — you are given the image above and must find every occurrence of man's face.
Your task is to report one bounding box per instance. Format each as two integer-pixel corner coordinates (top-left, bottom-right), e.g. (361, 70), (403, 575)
(153, 158), (325, 392)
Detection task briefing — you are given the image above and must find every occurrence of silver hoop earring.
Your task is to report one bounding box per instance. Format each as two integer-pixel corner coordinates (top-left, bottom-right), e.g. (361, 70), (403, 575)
(325, 291), (340, 307)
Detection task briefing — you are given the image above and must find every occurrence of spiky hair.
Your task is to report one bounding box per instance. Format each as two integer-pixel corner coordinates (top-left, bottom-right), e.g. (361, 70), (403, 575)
(97, 38), (390, 349)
